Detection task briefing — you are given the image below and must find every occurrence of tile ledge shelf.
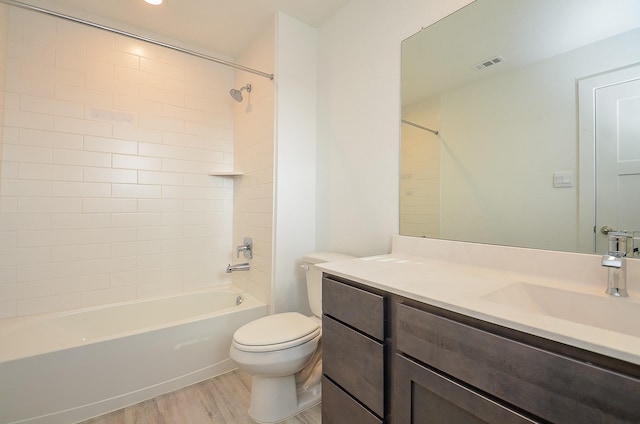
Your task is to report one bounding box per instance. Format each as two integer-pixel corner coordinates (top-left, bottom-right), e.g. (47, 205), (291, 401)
(208, 171), (244, 176)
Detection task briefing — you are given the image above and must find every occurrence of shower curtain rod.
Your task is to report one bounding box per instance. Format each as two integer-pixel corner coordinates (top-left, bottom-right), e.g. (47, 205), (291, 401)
(0, 0), (275, 80)
(401, 119), (439, 136)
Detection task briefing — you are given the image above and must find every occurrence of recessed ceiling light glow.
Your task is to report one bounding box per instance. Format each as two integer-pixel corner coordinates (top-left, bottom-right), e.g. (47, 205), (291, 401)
(144, 0), (163, 5)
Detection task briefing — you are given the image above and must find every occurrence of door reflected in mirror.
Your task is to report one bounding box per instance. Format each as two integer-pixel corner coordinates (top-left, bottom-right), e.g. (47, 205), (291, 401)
(400, 0), (640, 254)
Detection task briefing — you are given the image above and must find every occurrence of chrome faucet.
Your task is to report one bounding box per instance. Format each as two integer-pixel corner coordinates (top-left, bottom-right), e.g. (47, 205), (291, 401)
(601, 232), (632, 297)
(226, 263), (250, 273)
(236, 237), (253, 259)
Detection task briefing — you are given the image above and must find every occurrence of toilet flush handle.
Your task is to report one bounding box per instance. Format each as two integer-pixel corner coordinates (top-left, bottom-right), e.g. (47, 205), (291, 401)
(300, 264), (310, 271)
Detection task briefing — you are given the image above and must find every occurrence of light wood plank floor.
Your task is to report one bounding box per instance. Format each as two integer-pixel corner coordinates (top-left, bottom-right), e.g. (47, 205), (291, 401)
(79, 370), (321, 424)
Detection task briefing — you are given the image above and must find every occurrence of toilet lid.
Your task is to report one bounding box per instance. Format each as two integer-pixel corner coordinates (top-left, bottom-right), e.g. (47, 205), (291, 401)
(233, 312), (320, 352)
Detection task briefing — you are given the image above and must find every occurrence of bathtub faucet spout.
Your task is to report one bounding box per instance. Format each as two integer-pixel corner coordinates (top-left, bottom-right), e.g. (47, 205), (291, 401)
(226, 263), (250, 273)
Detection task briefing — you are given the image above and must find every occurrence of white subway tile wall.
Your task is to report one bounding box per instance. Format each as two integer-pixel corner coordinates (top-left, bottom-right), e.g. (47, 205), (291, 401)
(231, 23), (276, 306)
(0, 4), (8, 292)
(400, 104), (441, 238)
(0, 7), (238, 318)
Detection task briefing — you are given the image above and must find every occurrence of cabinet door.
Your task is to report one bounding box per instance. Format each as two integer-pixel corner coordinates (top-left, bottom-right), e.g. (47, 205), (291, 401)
(396, 303), (640, 424)
(394, 354), (540, 424)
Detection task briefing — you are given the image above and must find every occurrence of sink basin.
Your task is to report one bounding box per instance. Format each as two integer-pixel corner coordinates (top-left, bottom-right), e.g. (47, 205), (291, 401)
(481, 282), (640, 338)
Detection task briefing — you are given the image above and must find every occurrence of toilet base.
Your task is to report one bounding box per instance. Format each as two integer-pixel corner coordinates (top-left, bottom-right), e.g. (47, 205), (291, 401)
(248, 374), (321, 423)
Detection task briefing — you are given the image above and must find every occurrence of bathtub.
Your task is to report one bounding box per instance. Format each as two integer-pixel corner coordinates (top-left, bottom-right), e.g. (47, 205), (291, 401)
(0, 286), (266, 424)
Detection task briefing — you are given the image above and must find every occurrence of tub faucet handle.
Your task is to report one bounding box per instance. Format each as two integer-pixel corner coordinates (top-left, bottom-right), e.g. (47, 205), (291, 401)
(236, 237), (253, 259)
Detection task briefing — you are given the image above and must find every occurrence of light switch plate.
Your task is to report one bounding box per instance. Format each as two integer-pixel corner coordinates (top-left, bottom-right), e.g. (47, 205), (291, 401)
(553, 171), (574, 188)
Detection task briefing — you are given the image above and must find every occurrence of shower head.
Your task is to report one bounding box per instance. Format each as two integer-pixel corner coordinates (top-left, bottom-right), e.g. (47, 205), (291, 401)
(230, 83), (251, 102)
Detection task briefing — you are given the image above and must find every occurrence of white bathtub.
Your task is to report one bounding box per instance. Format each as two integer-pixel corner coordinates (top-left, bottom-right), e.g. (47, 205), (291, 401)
(0, 286), (267, 424)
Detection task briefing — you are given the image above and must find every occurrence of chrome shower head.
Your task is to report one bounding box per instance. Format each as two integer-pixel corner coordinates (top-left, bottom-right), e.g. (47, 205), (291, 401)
(230, 83), (251, 102)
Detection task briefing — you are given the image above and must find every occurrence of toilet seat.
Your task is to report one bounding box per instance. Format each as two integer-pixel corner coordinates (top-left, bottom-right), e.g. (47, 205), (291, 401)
(233, 312), (320, 353)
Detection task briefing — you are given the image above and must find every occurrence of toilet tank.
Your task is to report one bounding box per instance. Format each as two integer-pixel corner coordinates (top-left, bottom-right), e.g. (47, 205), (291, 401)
(303, 252), (355, 317)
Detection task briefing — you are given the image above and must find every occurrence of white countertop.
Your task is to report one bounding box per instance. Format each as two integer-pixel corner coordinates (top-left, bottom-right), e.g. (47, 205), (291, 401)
(318, 251), (640, 366)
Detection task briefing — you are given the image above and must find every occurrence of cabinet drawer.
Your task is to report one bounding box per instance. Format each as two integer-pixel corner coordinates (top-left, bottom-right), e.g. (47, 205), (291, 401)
(322, 276), (384, 340)
(322, 376), (382, 424)
(394, 354), (539, 424)
(323, 315), (384, 417)
(396, 303), (640, 424)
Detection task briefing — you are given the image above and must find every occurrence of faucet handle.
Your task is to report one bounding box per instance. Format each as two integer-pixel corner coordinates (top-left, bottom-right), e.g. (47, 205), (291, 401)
(607, 231), (633, 258)
(236, 237), (253, 259)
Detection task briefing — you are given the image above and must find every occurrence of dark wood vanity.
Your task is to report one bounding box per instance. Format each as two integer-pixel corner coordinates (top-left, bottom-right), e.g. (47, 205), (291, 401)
(321, 273), (640, 424)
(322, 275), (386, 423)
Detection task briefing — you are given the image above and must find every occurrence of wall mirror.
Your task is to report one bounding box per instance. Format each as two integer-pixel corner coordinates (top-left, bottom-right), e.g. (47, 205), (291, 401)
(400, 0), (640, 254)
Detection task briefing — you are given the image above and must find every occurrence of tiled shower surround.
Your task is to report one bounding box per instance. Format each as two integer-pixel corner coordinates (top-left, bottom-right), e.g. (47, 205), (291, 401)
(0, 7), (242, 318)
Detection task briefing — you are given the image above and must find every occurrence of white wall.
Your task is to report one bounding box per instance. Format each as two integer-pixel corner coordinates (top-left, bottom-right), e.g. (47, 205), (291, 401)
(273, 13), (318, 314)
(0, 7), (237, 318)
(316, 0), (473, 257)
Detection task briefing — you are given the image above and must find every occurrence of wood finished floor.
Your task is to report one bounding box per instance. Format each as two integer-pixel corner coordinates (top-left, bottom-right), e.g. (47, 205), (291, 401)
(79, 370), (321, 424)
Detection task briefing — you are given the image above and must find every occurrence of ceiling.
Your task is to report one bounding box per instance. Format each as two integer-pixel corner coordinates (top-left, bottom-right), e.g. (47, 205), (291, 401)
(401, 0), (640, 106)
(14, 0), (349, 58)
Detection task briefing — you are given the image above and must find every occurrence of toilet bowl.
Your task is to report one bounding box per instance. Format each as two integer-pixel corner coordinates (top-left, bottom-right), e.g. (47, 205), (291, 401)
(229, 252), (354, 423)
(230, 312), (322, 423)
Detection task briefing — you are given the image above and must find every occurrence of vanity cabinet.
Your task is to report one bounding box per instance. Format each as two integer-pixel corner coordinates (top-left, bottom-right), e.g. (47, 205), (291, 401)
(322, 275), (387, 424)
(321, 273), (640, 424)
(395, 300), (640, 424)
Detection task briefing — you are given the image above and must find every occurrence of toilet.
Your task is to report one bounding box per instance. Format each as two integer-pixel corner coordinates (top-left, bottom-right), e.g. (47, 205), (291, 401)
(229, 252), (354, 423)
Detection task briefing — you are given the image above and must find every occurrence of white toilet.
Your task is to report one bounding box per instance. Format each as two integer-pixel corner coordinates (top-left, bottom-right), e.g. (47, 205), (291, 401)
(229, 252), (354, 423)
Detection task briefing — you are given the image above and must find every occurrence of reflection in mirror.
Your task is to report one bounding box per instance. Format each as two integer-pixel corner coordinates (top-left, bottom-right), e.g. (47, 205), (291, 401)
(400, 0), (640, 254)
